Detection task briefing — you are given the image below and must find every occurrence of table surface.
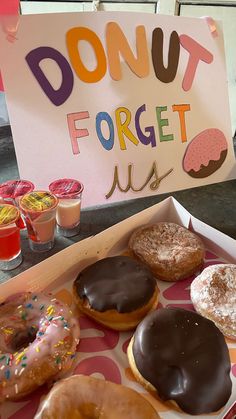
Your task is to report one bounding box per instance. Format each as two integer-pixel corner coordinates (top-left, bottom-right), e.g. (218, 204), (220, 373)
(0, 129), (236, 284)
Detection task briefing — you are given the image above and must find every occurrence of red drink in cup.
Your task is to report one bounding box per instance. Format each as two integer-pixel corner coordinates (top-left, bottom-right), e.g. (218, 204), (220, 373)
(19, 191), (58, 252)
(0, 227), (20, 260)
(0, 204), (23, 270)
(0, 180), (35, 229)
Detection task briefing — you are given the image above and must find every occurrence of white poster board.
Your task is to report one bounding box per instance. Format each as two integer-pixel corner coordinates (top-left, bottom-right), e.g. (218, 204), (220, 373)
(0, 12), (235, 207)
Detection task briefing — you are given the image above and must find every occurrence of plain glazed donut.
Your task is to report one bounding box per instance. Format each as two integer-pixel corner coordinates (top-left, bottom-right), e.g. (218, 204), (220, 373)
(129, 222), (205, 281)
(190, 264), (236, 340)
(34, 375), (161, 419)
(127, 308), (232, 415)
(73, 256), (159, 330)
(0, 292), (80, 402)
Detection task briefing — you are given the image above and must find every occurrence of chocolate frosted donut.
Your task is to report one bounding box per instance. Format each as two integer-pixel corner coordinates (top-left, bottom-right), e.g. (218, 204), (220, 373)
(128, 308), (232, 415)
(73, 256), (159, 330)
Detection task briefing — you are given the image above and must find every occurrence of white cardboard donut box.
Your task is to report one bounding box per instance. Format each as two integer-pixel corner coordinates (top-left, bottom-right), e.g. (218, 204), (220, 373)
(0, 196), (235, 419)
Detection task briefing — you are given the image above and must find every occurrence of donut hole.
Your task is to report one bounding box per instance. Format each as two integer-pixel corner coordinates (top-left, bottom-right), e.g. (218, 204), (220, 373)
(10, 327), (38, 352)
(67, 403), (100, 418)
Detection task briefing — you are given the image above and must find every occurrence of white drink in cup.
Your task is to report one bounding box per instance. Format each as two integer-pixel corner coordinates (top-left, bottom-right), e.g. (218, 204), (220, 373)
(56, 198), (81, 228)
(49, 179), (84, 238)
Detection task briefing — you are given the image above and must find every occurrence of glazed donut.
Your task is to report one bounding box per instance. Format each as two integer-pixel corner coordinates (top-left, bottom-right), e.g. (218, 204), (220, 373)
(0, 292), (80, 402)
(34, 375), (160, 419)
(129, 222), (205, 281)
(73, 256), (159, 330)
(127, 307), (232, 415)
(190, 264), (236, 340)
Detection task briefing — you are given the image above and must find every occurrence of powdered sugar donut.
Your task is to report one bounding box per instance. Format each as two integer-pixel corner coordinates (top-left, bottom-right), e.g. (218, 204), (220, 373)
(183, 128), (228, 178)
(190, 264), (236, 339)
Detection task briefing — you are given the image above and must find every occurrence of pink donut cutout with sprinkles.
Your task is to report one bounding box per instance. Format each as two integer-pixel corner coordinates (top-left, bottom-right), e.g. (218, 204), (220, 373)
(183, 128), (228, 178)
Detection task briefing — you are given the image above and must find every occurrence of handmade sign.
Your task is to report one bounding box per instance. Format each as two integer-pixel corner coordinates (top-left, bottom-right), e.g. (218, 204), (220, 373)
(0, 12), (235, 207)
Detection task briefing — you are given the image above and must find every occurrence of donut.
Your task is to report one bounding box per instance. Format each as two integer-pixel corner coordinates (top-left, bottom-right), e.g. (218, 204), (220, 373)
(73, 255), (159, 330)
(129, 222), (205, 281)
(0, 292), (80, 402)
(127, 307), (232, 415)
(190, 264), (236, 340)
(34, 374), (160, 419)
(182, 128), (228, 178)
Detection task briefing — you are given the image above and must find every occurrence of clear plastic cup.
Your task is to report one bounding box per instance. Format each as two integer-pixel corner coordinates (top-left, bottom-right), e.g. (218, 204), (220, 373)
(0, 204), (23, 270)
(49, 179), (84, 238)
(19, 191), (58, 252)
(0, 179), (35, 206)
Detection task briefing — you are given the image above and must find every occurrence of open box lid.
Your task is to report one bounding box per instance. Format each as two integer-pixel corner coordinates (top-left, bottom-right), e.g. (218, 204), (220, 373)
(0, 196), (235, 301)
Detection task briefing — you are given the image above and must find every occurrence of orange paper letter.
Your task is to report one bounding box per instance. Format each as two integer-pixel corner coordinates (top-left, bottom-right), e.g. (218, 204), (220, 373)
(106, 22), (149, 80)
(172, 104), (190, 142)
(66, 27), (107, 83)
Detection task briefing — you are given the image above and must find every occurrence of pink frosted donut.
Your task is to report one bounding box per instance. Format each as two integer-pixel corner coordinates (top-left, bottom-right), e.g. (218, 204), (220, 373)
(183, 128), (228, 178)
(0, 292), (80, 402)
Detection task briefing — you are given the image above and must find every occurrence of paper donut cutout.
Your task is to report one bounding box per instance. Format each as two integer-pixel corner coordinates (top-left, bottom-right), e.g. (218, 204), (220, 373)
(183, 128), (228, 178)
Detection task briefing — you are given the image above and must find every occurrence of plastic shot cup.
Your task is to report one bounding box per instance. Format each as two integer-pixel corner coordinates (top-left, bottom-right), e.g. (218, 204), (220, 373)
(0, 204), (23, 270)
(19, 191), (58, 252)
(0, 180), (35, 229)
(49, 179), (84, 238)
(0, 179), (35, 206)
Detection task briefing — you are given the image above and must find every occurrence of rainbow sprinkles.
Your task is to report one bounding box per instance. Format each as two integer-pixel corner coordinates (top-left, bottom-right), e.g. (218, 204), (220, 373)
(0, 292), (80, 401)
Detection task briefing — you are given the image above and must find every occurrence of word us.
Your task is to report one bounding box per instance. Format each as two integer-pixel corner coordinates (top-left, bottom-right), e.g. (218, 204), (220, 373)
(106, 161), (173, 199)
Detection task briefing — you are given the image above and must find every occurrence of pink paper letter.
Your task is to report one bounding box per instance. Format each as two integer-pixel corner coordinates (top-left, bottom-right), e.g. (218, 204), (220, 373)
(67, 111), (90, 154)
(180, 34), (213, 91)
